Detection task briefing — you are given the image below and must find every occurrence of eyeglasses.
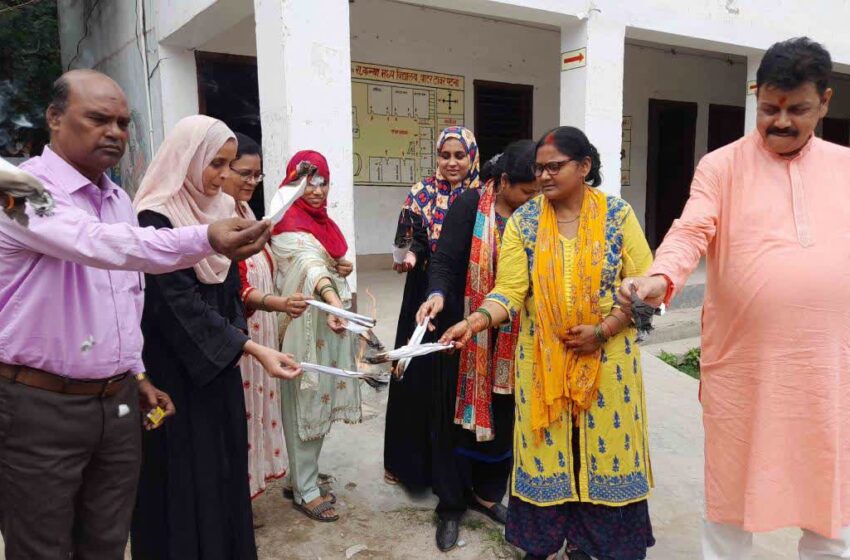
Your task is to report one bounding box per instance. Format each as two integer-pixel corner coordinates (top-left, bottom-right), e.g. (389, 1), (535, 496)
(532, 159), (574, 177)
(230, 167), (264, 184)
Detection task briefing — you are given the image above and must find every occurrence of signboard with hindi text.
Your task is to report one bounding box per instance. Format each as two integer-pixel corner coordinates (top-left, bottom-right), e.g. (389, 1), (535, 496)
(352, 62), (465, 187)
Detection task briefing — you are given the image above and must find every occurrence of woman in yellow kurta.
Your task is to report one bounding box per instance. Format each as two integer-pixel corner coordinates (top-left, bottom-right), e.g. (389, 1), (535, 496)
(441, 127), (655, 560)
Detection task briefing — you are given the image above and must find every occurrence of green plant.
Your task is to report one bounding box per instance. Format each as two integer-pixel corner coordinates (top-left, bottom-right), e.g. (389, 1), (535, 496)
(0, 0), (61, 156)
(659, 348), (701, 379)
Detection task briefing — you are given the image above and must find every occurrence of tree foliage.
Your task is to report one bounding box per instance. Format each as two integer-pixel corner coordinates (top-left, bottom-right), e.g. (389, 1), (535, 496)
(0, 0), (61, 157)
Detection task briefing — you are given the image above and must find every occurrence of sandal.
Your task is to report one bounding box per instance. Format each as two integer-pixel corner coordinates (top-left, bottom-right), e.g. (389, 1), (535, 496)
(282, 486), (336, 503)
(294, 498), (339, 522)
(384, 470), (399, 485)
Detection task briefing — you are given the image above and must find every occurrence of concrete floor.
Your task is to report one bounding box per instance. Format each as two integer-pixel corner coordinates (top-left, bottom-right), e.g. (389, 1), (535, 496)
(1, 264), (802, 559)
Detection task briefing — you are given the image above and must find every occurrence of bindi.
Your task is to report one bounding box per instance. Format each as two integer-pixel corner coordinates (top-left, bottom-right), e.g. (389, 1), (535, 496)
(778, 96), (788, 108)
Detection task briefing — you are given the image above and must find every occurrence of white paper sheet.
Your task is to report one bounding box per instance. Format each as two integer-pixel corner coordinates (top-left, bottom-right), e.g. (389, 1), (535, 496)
(386, 342), (453, 362)
(264, 176), (307, 223)
(300, 362), (390, 384)
(398, 318), (429, 374)
(0, 156), (44, 197)
(306, 299), (377, 328)
(391, 243), (410, 264)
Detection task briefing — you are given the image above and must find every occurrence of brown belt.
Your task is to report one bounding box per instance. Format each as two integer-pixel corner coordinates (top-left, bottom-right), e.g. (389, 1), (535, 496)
(0, 363), (131, 397)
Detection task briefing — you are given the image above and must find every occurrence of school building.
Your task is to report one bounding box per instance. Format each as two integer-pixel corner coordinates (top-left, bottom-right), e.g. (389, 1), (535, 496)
(58, 0), (850, 291)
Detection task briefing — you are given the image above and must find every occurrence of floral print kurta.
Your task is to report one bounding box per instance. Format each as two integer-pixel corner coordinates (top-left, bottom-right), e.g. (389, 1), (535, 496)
(271, 232), (362, 441)
(486, 194), (654, 507)
(237, 247), (287, 498)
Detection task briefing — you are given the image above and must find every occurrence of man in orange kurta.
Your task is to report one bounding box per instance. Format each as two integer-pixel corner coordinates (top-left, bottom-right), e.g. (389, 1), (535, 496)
(623, 37), (850, 559)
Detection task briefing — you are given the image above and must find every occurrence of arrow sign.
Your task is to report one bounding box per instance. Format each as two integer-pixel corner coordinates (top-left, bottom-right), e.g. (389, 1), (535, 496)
(561, 48), (587, 72)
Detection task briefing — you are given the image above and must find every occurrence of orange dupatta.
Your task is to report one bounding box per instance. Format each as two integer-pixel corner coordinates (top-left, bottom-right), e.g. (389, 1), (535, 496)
(530, 187), (607, 434)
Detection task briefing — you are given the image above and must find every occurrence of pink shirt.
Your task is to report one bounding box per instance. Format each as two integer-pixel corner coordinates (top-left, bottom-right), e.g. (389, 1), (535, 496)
(0, 147), (213, 379)
(650, 131), (850, 538)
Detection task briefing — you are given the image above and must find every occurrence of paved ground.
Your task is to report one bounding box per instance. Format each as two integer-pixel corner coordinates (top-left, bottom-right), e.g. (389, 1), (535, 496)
(1, 265), (802, 559)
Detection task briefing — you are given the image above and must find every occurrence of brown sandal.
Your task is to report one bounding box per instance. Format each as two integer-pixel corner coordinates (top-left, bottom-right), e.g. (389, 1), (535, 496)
(384, 470), (399, 485)
(294, 499), (339, 522)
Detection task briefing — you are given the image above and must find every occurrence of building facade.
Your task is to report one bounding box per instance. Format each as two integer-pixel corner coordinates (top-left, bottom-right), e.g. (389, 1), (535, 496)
(58, 0), (850, 291)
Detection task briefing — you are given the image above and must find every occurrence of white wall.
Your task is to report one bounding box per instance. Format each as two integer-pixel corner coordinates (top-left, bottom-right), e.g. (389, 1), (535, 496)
(197, 0), (561, 256)
(58, 0), (156, 197)
(350, 0), (560, 255)
(622, 43), (746, 227)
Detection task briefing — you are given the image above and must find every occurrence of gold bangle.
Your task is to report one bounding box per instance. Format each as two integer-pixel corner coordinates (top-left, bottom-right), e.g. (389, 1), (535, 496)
(261, 293), (272, 310)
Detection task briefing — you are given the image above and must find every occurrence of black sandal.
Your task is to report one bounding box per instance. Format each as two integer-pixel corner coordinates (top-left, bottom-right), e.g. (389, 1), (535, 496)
(294, 499), (339, 522)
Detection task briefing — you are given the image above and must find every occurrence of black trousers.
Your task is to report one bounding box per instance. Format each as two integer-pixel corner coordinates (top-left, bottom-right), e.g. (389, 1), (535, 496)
(0, 377), (141, 559)
(434, 449), (511, 520)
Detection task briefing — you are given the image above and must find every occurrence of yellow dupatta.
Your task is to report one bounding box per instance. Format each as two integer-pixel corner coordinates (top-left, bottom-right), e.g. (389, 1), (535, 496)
(531, 186), (607, 434)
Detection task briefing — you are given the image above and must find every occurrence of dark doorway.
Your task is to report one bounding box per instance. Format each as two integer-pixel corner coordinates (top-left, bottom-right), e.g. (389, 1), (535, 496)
(473, 80), (533, 164)
(707, 104), (745, 153)
(646, 99), (698, 249)
(195, 52), (265, 217)
(822, 117), (850, 146)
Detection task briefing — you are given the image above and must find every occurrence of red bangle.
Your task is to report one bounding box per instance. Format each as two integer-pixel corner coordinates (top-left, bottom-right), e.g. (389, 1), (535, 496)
(659, 274), (675, 305)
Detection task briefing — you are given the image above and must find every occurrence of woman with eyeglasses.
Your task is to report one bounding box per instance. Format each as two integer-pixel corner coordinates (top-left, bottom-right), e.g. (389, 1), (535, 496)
(269, 150), (362, 523)
(440, 127), (656, 560)
(221, 133), (309, 515)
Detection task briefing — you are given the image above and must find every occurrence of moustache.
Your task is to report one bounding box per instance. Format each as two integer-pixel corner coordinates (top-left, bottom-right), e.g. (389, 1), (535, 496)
(767, 127), (798, 137)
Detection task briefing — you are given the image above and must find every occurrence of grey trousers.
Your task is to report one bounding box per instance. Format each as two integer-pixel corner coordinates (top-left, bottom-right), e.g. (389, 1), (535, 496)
(0, 377), (141, 560)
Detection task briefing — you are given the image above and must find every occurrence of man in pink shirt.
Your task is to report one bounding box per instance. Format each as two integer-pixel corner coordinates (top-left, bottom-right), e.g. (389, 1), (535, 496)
(0, 70), (282, 559)
(622, 38), (850, 559)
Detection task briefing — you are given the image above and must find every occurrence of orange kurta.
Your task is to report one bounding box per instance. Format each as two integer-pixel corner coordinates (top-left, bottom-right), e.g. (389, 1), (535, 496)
(650, 130), (850, 538)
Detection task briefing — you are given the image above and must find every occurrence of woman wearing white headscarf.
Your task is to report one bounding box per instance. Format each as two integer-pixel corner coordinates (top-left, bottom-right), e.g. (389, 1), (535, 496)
(130, 115), (300, 560)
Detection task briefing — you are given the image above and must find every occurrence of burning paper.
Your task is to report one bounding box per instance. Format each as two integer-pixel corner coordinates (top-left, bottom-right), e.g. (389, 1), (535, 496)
(0, 156), (54, 226)
(264, 175), (307, 224)
(630, 285), (665, 343)
(392, 208), (420, 264)
(365, 341), (453, 365)
(264, 161), (317, 224)
(306, 299), (377, 329)
(300, 361), (390, 390)
(395, 318), (429, 376)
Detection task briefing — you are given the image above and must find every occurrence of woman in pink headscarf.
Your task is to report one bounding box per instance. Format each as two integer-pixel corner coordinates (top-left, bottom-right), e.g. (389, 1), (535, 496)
(130, 115), (300, 559)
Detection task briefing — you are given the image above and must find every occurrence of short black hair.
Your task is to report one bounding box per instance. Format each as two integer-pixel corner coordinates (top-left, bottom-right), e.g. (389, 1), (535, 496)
(234, 132), (261, 160)
(49, 74), (71, 114)
(499, 139), (536, 184)
(480, 153), (502, 184)
(536, 126), (602, 187)
(757, 37), (833, 96)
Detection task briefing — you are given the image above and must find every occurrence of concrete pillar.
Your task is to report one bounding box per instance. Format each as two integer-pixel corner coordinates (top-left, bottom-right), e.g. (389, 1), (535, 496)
(560, 14), (626, 196)
(745, 53), (763, 133)
(253, 0), (358, 289)
(154, 46), (199, 148)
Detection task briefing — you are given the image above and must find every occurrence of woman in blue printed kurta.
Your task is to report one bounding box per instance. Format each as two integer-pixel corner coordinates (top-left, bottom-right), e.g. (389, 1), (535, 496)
(441, 127), (655, 560)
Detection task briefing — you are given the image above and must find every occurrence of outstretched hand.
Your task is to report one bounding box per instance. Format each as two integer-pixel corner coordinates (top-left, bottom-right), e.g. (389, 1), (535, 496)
(208, 218), (272, 261)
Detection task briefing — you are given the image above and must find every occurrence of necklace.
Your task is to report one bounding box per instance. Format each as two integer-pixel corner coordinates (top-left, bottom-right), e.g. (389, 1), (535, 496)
(557, 215), (579, 224)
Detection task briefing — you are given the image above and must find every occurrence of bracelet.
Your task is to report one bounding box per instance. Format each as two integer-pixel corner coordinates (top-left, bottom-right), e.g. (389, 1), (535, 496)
(607, 311), (625, 328)
(317, 284), (335, 298)
(135, 372), (147, 382)
(475, 307), (493, 329)
(601, 320), (613, 340)
(260, 293), (272, 310)
(593, 324), (608, 344)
